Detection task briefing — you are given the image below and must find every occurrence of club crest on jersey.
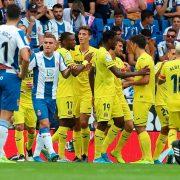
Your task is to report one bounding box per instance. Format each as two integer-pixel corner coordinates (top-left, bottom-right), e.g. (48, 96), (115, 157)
(37, 110), (41, 116)
(105, 53), (112, 62)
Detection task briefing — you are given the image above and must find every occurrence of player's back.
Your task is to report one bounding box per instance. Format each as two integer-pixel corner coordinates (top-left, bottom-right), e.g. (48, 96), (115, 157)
(161, 59), (180, 111)
(0, 25), (28, 70)
(94, 47), (115, 98)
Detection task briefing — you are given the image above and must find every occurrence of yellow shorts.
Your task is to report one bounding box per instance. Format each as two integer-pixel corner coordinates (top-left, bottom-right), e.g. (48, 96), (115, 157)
(155, 105), (169, 127)
(119, 95), (132, 121)
(56, 96), (74, 119)
(74, 95), (92, 118)
(169, 111), (180, 129)
(13, 105), (36, 128)
(133, 101), (152, 126)
(95, 95), (123, 122)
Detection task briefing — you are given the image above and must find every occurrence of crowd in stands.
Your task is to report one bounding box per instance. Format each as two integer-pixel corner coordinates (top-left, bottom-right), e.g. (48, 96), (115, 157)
(0, 0), (179, 65)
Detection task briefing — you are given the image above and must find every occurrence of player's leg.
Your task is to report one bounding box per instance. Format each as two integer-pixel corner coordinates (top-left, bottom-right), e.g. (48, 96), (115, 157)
(133, 102), (153, 163)
(153, 106), (169, 163)
(112, 97), (133, 163)
(0, 72), (21, 163)
(80, 96), (91, 161)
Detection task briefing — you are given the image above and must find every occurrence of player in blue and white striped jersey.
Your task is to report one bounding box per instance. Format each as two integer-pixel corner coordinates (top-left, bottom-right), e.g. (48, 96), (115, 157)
(0, 4), (30, 163)
(18, 3), (44, 49)
(29, 33), (71, 162)
(45, 3), (73, 40)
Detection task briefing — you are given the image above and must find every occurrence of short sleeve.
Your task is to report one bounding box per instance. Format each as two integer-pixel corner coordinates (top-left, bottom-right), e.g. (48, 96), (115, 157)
(154, 62), (161, 74)
(159, 64), (166, 80)
(37, 21), (44, 35)
(104, 51), (115, 68)
(16, 30), (29, 50)
(59, 54), (68, 72)
(64, 51), (74, 66)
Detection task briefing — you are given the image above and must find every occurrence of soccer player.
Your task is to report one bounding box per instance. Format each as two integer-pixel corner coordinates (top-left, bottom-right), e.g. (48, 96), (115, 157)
(158, 42), (180, 153)
(55, 32), (92, 161)
(72, 26), (96, 162)
(125, 34), (155, 164)
(89, 31), (150, 163)
(29, 33), (70, 162)
(0, 4), (30, 163)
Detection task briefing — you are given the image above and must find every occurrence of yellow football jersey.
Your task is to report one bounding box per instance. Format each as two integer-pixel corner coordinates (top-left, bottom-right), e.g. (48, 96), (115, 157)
(155, 62), (168, 106)
(94, 47), (116, 98)
(73, 45), (97, 96)
(159, 59), (180, 112)
(56, 48), (74, 98)
(114, 57), (126, 97)
(134, 52), (155, 103)
(20, 71), (33, 107)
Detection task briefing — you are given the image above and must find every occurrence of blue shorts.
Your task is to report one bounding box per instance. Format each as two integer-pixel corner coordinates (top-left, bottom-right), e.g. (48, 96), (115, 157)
(32, 98), (56, 121)
(0, 70), (21, 111)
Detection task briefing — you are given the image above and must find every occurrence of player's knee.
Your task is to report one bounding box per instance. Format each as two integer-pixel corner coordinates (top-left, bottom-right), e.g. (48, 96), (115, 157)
(124, 120), (134, 133)
(28, 127), (36, 134)
(15, 124), (24, 131)
(161, 126), (169, 135)
(97, 121), (108, 132)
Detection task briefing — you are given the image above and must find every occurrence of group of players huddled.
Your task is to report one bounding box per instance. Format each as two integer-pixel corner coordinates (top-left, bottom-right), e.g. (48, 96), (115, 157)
(0, 4), (179, 164)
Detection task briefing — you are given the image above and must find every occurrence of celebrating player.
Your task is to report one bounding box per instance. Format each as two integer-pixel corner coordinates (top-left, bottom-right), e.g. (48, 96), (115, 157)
(29, 33), (70, 162)
(89, 31), (150, 163)
(0, 4), (30, 163)
(126, 34), (155, 164)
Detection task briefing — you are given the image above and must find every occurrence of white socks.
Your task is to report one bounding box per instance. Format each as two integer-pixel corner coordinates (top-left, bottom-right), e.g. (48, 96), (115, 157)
(0, 122), (8, 158)
(41, 133), (55, 154)
(33, 133), (44, 157)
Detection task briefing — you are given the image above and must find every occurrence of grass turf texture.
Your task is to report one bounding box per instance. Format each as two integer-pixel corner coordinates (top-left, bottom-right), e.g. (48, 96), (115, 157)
(0, 163), (179, 180)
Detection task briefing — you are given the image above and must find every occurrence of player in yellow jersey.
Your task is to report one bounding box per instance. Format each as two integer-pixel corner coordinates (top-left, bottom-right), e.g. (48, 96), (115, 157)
(159, 42), (180, 151)
(51, 32), (92, 162)
(125, 35), (155, 164)
(12, 70), (36, 161)
(108, 39), (134, 163)
(89, 31), (150, 163)
(72, 26), (96, 162)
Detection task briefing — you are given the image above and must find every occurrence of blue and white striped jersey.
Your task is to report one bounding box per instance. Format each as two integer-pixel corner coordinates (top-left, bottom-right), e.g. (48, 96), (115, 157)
(19, 17), (44, 48)
(45, 19), (73, 40)
(0, 25), (29, 71)
(29, 51), (67, 99)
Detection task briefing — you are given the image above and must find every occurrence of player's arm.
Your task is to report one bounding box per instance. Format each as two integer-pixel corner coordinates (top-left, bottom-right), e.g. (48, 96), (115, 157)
(155, 61), (166, 83)
(59, 55), (71, 79)
(89, 66), (95, 96)
(109, 65), (150, 78)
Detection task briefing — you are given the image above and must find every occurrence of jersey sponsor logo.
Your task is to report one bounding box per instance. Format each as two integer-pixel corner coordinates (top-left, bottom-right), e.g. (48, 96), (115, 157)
(45, 68), (55, 82)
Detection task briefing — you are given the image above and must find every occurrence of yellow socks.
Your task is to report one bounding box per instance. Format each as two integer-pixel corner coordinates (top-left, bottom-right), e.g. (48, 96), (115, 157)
(168, 129), (177, 148)
(114, 130), (131, 152)
(15, 130), (24, 155)
(52, 127), (60, 142)
(26, 132), (36, 150)
(73, 131), (82, 159)
(81, 128), (90, 156)
(58, 127), (69, 158)
(139, 131), (152, 161)
(94, 129), (105, 159)
(153, 133), (167, 160)
(102, 125), (120, 153)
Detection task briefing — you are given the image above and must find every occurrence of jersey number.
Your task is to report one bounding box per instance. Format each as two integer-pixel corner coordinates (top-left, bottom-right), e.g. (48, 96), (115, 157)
(171, 74), (180, 93)
(103, 103), (110, 111)
(1, 42), (8, 63)
(67, 101), (73, 109)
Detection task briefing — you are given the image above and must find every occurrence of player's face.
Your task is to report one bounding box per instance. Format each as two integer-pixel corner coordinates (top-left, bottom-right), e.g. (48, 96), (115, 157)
(43, 38), (56, 54)
(115, 15), (123, 26)
(173, 17), (180, 29)
(78, 30), (90, 44)
(53, 8), (63, 21)
(67, 35), (76, 50)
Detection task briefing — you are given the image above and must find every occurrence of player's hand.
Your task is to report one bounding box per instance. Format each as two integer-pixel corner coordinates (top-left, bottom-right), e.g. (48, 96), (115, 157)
(84, 52), (93, 63)
(123, 62), (131, 71)
(69, 64), (77, 70)
(138, 66), (150, 75)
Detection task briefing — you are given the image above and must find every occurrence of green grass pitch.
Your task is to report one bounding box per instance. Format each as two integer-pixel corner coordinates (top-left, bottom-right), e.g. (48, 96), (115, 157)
(0, 163), (179, 180)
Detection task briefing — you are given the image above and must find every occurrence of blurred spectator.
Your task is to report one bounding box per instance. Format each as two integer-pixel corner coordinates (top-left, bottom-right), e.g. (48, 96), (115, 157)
(18, 3), (44, 49)
(131, 10), (155, 37)
(68, 0), (95, 15)
(155, 0), (180, 18)
(94, 0), (112, 24)
(163, 16), (180, 40)
(104, 8), (131, 40)
(63, 0), (86, 34)
(157, 28), (177, 61)
(45, 3), (73, 40)
(115, 0), (147, 21)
